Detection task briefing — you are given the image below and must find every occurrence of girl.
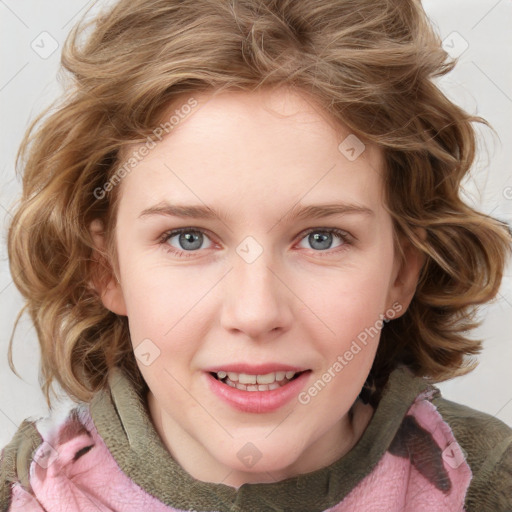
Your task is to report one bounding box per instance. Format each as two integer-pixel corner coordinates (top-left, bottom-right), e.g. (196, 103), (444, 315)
(1, 0), (511, 510)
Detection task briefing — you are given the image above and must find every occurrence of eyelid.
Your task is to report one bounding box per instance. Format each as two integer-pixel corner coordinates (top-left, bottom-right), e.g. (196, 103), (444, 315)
(159, 226), (355, 258)
(295, 226), (355, 243)
(293, 227), (354, 258)
(159, 227), (217, 251)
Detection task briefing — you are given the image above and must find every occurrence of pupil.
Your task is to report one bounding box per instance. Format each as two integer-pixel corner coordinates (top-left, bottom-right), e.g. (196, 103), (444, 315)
(309, 232), (332, 250)
(180, 231), (202, 250)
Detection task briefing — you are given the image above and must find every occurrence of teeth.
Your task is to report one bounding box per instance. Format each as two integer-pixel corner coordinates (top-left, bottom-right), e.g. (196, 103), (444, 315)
(275, 371), (286, 381)
(234, 382), (281, 391)
(215, 370), (302, 391)
(216, 370), (297, 383)
(257, 373), (275, 384)
(238, 373), (257, 385)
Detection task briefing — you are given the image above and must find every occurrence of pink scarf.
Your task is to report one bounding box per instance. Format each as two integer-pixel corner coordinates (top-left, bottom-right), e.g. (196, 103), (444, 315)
(8, 389), (471, 511)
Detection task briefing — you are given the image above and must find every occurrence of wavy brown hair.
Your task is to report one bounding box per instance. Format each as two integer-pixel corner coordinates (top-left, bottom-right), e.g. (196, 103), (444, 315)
(7, 0), (511, 407)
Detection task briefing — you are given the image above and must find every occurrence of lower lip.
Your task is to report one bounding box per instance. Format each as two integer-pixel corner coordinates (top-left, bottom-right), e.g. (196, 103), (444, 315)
(205, 371), (311, 413)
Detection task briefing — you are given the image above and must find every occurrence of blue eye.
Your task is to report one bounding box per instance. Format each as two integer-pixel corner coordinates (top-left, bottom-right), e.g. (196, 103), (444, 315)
(297, 229), (349, 252)
(161, 228), (213, 256)
(159, 227), (352, 259)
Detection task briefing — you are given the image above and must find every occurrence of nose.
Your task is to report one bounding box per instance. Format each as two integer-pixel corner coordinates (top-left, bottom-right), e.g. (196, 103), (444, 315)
(219, 244), (293, 341)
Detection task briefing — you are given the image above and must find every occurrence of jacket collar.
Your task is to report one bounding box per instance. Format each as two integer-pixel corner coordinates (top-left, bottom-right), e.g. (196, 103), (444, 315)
(89, 365), (433, 511)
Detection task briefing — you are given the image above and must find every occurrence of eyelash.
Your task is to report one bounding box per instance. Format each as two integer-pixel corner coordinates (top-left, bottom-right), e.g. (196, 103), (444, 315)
(158, 227), (354, 259)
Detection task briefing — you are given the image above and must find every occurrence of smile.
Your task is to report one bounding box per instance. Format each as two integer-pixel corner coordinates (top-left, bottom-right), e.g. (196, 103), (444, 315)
(211, 370), (302, 391)
(205, 367), (312, 413)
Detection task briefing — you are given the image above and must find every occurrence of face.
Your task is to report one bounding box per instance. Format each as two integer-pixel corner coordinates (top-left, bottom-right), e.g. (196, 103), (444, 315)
(94, 86), (421, 487)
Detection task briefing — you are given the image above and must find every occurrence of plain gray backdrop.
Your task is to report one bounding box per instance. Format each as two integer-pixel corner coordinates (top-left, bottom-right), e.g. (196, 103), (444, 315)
(1, 0), (511, 448)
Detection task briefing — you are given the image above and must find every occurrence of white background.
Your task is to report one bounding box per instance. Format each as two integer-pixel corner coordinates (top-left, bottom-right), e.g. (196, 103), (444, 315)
(1, 0), (511, 448)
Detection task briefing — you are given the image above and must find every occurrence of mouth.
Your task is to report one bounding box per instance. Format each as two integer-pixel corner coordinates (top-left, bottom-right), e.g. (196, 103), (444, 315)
(205, 364), (312, 413)
(209, 370), (308, 392)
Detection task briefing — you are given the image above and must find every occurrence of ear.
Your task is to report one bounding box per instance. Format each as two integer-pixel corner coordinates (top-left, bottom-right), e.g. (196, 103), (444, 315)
(386, 230), (426, 318)
(89, 219), (127, 316)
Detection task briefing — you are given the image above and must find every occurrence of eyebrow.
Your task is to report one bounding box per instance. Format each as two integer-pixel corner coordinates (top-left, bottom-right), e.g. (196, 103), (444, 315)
(138, 201), (374, 223)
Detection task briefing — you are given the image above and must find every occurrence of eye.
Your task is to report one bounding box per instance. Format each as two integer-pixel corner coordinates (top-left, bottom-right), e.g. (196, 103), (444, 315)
(296, 228), (352, 255)
(160, 228), (214, 258)
(159, 226), (353, 259)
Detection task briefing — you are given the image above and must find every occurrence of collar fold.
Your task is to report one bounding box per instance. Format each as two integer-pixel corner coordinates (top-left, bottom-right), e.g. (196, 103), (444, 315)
(89, 366), (433, 511)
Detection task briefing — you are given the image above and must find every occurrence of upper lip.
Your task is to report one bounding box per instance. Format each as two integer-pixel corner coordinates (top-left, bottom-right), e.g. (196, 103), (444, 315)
(205, 364), (309, 374)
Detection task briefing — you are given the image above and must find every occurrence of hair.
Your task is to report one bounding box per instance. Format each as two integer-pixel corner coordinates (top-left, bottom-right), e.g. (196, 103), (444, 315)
(7, 0), (511, 408)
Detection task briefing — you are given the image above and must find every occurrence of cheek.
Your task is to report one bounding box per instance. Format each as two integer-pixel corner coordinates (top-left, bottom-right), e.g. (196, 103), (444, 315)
(300, 271), (389, 406)
(119, 257), (213, 357)
(300, 264), (393, 331)
(294, 258), (394, 380)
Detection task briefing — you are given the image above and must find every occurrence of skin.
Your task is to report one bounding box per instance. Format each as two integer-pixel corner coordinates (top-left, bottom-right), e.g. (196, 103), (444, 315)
(91, 86), (424, 488)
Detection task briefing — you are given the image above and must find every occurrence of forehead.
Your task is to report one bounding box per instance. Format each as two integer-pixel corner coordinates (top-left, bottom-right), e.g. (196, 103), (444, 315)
(115, 87), (386, 217)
